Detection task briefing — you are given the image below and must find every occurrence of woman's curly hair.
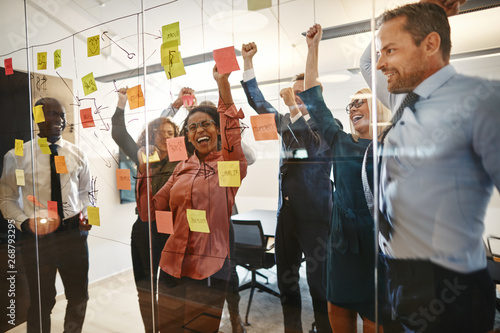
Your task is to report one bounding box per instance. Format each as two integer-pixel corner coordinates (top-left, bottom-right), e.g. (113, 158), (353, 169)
(137, 117), (179, 147)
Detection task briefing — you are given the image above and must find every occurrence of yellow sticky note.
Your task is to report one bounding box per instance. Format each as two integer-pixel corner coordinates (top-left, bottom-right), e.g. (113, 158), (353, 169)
(33, 105), (45, 123)
(37, 137), (51, 154)
(81, 72), (97, 96)
(54, 49), (61, 69)
(186, 209), (210, 233)
(218, 161), (241, 187)
(87, 206), (100, 226)
(87, 35), (100, 57)
(37, 52), (47, 70)
(161, 41), (180, 67)
(54, 155), (68, 174)
(15, 169), (25, 186)
(162, 22), (180, 45)
(141, 151), (160, 163)
(15, 139), (24, 156)
(164, 52), (186, 79)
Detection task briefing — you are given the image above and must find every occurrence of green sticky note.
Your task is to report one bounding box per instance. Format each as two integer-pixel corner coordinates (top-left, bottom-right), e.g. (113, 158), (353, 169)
(54, 49), (61, 69)
(81, 72), (97, 96)
(33, 105), (45, 123)
(87, 35), (100, 57)
(218, 161), (241, 187)
(162, 22), (180, 45)
(37, 137), (51, 154)
(186, 209), (210, 233)
(87, 206), (100, 226)
(37, 52), (47, 70)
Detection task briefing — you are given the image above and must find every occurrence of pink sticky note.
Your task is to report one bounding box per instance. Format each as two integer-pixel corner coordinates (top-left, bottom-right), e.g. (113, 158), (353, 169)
(80, 108), (95, 128)
(4, 58), (13, 75)
(182, 95), (194, 106)
(47, 201), (58, 219)
(213, 46), (240, 74)
(155, 211), (174, 234)
(166, 137), (188, 162)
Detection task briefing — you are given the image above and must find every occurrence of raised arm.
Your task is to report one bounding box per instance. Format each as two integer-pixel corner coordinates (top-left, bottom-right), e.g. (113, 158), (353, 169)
(304, 24), (322, 90)
(161, 87), (197, 118)
(111, 87), (140, 165)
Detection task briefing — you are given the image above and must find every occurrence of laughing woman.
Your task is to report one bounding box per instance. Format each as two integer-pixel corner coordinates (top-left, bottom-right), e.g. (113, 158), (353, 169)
(136, 65), (248, 332)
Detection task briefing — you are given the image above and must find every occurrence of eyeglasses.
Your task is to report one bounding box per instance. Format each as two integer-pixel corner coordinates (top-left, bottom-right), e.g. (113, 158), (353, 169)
(345, 99), (365, 114)
(187, 119), (215, 133)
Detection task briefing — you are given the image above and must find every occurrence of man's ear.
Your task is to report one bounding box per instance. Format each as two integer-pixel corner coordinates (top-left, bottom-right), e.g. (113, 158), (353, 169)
(423, 31), (441, 57)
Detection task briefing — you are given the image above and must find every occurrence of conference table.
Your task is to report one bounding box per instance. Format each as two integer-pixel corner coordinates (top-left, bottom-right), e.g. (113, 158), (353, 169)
(231, 209), (278, 237)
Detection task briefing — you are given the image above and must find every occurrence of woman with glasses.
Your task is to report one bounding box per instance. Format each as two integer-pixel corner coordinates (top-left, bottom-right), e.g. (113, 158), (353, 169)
(298, 24), (392, 332)
(137, 65), (248, 332)
(112, 88), (180, 333)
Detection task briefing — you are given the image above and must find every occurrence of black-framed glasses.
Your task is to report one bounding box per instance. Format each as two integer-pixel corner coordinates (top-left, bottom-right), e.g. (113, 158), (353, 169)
(346, 99), (365, 114)
(187, 119), (215, 133)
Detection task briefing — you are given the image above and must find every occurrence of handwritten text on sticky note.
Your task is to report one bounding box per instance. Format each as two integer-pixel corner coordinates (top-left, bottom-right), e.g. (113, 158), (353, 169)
(33, 105), (45, 123)
(213, 46), (240, 74)
(15, 139), (23, 156)
(155, 211), (174, 234)
(80, 108), (95, 128)
(87, 206), (100, 226)
(87, 35), (100, 57)
(15, 169), (25, 186)
(127, 85), (145, 110)
(37, 52), (47, 70)
(54, 156), (68, 174)
(116, 169), (131, 190)
(141, 151), (160, 163)
(38, 137), (51, 154)
(166, 137), (188, 162)
(217, 161), (241, 187)
(250, 114), (278, 141)
(186, 209), (210, 233)
(54, 49), (61, 69)
(82, 72), (97, 96)
(47, 201), (58, 219)
(162, 22), (180, 45)
(164, 53), (186, 79)
(5, 58), (13, 75)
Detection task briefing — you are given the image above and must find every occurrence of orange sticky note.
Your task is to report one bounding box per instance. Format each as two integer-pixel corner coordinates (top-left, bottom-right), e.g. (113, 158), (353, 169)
(37, 137), (51, 154)
(15, 169), (25, 186)
(5, 58), (13, 75)
(80, 108), (95, 128)
(81, 72), (97, 96)
(186, 209), (210, 233)
(182, 95), (194, 106)
(37, 52), (47, 70)
(54, 49), (61, 69)
(127, 85), (145, 110)
(33, 105), (45, 123)
(250, 114), (278, 140)
(213, 46), (240, 74)
(166, 137), (188, 162)
(87, 35), (100, 57)
(47, 201), (58, 219)
(27, 195), (44, 208)
(116, 169), (131, 190)
(155, 211), (174, 234)
(54, 156), (68, 174)
(15, 139), (23, 156)
(87, 206), (100, 226)
(218, 161), (241, 187)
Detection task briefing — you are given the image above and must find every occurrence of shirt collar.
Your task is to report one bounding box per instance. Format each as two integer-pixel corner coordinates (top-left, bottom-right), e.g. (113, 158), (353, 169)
(414, 64), (456, 100)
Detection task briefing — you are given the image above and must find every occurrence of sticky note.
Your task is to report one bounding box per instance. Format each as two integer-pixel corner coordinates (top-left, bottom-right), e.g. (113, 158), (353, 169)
(15, 169), (25, 186)
(4, 58), (13, 75)
(127, 85), (145, 110)
(80, 107), (95, 128)
(164, 52), (186, 79)
(87, 206), (100, 226)
(155, 211), (174, 234)
(141, 151), (160, 163)
(54, 155), (68, 174)
(81, 72), (97, 96)
(37, 52), (47, 70)
(213, 46), (240, 74)
(162, 22), (180, 45)
(248, 0), (272, 10)
(37, 137), (51, 154)
(54, 49), (61, 69)
(15, 139), (23, 156)
(166, 137), (188, 162)
(182, 95), (194, 106)
(218, 161), (241, 187)
(250, 114), (279, 140)
(116, 169), (131, 190)
(160, 40), (180, 67)
(47, 201), (58, 219)
(27, 195), (44, 207)
(87, 35), (100, 57)
(186, 209), (210, 233)
(33, 105), (45, 123)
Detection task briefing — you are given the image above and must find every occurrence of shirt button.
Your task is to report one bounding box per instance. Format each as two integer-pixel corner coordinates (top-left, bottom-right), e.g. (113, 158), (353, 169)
(399, 121), (405, 125)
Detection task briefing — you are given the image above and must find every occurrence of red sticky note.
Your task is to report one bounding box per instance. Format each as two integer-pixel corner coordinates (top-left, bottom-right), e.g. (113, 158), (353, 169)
(213, 46), (240, 74)
(182, 95), (194, 106)
(116, 169), (131, 190)
(127, 85), (145, 110)
(155, 211), (174, 234)
(47, 201), (58, 219)
(166, 137), (188, 162)
(27, 195), (44, 208)
(250, 114), (279, 140)
(4, 58), (13, 75)
(80, 108), (95, 128)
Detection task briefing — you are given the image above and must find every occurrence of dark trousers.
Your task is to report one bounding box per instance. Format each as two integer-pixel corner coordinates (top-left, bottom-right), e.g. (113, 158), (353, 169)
(381, 255), (495, 333)
(131, 218), (168, 333)
(227, 222), (241, 316)
(275, 205), (332, 333)
(157, 259), (230, 333)
(21, 228), (89, 333)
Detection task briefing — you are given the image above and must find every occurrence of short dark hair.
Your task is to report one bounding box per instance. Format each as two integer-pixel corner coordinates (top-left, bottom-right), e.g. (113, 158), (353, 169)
(377, 2), (451, 61)
(292, 73), (304, 82)
(180, 105), (221, 156)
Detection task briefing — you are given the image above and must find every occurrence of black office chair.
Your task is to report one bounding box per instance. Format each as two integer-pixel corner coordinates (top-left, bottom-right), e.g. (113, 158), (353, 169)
(232, 219), (280, 326)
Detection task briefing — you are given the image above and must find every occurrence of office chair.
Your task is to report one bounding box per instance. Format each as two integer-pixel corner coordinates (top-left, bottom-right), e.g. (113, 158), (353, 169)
(232, 219), (280, 326)
(485, 235), (500, 311)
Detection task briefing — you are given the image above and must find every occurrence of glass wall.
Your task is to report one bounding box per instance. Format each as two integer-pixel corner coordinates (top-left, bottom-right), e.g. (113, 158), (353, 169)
(0, 0), (499, 332)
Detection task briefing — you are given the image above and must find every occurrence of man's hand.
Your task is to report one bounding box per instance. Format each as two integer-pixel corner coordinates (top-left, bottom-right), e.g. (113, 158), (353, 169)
(306, 24), (322, 48)
(420, 0), (466, 16)
(117, 87), (128, 109)
(28, 215), (60, 236)
(242, 42), (257, 71)
(172, 87), (196, 109)
(79, 218), (92, 231)
(280, 87), (300, 117)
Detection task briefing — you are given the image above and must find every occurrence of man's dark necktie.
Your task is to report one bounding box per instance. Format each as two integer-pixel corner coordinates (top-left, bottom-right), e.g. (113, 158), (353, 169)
(49, 144), (64, 222)
(380, 91), (420, 143)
